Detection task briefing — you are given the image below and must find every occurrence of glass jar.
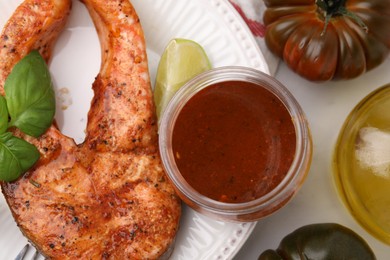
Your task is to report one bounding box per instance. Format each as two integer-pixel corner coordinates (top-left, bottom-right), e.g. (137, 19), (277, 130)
(159, 66), (312, 222)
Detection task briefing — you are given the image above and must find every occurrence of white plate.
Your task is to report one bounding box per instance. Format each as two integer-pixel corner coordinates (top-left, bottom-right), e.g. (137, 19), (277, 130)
(0, 0), (269, 259)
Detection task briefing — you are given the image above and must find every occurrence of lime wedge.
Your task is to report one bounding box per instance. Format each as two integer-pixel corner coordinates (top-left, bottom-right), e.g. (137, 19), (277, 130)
(154, 38), (211, 121)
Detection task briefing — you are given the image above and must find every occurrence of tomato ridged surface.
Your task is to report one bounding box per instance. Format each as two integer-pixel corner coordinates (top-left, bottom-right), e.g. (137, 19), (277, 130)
(264, 0), (390, 81)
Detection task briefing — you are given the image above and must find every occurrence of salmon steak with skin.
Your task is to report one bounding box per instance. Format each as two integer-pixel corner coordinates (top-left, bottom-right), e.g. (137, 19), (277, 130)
(0, 0), (181, 259)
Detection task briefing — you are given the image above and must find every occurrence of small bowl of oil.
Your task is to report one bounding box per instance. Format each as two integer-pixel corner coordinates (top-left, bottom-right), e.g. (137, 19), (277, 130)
(333, 83), (390, 245)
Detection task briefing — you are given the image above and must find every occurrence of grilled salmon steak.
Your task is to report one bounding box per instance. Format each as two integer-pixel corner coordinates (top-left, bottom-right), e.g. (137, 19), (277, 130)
(0, 0), (181, 259)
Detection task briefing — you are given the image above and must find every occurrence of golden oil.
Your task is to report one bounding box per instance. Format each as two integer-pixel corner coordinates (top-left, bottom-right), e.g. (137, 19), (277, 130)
(333, 84), (390, 245)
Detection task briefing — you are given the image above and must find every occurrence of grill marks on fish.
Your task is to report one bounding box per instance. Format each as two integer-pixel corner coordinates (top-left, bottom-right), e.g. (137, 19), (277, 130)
(0, 0), (181, 259)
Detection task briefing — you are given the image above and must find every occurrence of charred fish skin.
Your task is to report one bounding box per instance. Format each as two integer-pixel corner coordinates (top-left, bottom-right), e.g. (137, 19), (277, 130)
(0, 0), (181, 259)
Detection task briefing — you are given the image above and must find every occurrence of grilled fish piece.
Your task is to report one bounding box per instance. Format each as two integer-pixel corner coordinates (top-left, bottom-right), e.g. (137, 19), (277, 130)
(0, 0), (181, 259)
(0, 0), (71, 94)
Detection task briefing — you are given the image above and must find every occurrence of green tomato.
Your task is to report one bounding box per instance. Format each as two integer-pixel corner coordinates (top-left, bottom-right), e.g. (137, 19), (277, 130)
(258, 223), (376, 260)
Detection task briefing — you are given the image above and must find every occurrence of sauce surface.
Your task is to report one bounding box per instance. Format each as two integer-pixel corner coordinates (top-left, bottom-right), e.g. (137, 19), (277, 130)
(172, 81), (296, 203)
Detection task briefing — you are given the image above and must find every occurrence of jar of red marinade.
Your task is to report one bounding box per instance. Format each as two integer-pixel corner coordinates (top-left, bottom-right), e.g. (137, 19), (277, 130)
(159, 66), (312, 222)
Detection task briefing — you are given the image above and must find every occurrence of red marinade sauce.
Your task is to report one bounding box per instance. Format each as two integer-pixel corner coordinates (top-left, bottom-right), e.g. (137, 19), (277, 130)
(172, 81), (296, 203)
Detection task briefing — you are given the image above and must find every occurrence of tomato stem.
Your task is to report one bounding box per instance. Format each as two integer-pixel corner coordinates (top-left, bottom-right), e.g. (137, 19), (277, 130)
(316, 0), (368, 36)
(317, 0), (346, 15)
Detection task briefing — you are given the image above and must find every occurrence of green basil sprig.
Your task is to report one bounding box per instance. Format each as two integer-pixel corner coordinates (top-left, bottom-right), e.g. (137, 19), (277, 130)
(5, 50), (55, 137)
(0, 132), (40, 182)
(0, 96), (8, 134)
(0, 50), (55, 182)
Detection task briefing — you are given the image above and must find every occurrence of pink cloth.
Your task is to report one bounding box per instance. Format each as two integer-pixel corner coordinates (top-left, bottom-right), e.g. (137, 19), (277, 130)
(229, 0), (279, 75)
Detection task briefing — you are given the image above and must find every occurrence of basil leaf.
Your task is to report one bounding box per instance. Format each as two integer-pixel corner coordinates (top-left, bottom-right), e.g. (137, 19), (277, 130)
(0, 96), (8, 134)
(0, 132), (39, 182)
(4, 50), (55, 137)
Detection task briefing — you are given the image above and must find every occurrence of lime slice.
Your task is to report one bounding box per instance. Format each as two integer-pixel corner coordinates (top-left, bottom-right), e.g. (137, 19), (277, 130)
(154, 38), (211, 121)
